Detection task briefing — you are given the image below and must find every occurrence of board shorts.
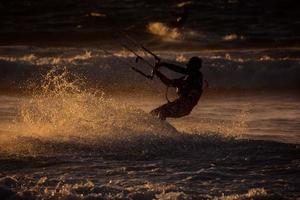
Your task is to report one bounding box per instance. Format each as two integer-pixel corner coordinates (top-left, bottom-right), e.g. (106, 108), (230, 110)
(150, 90), (202, 120)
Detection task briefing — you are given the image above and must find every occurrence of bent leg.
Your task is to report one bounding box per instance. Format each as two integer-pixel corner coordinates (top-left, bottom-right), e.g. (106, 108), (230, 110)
(150, 98), (192, 120)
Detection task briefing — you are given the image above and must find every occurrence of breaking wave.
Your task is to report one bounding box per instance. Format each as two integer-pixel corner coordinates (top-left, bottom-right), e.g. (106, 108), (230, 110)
(0, 47), (299, 93)
(147, 22), (182, 40)
(0, 176), (285, 200)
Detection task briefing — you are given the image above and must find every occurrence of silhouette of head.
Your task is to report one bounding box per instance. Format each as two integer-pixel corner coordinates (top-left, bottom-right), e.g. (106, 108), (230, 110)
(187, 57), (202, 71)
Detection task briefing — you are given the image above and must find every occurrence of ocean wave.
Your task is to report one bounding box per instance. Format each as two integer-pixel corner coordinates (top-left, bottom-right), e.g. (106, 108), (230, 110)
(1, 125), (298, 199)
(0, 176), (286, 200)
(0, 47), (299, 91)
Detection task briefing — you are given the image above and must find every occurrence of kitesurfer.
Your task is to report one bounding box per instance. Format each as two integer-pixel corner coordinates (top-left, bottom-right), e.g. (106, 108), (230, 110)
(151, 57), (204, 120)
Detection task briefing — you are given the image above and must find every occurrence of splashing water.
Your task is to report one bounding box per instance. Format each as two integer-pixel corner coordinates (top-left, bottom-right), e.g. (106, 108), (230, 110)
(0, 65), (251, 158)
(2, 67), (180, 156)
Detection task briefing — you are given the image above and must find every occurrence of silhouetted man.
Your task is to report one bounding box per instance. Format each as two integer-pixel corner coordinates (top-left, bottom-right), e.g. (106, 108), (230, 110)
(151, 57), (204, 120)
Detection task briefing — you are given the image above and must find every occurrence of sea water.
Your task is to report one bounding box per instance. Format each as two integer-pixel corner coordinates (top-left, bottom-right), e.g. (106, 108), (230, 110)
(0, 46), (299, 199)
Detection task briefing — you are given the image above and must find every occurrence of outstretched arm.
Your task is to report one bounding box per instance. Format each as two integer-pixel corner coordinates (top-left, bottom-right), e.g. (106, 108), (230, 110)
(158, 62), (188, 75)
(155, 70), (183, 87)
